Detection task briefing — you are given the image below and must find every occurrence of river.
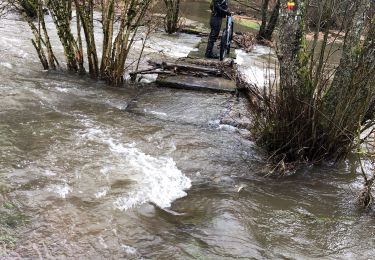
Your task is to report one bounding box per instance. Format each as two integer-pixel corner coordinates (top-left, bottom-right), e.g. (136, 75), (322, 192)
(1, 7), (375, 260)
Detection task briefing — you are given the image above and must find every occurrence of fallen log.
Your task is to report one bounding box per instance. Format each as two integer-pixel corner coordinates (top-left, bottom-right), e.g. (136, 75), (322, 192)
(129, 60), (228, 82)
(129, 69), (176, 81)
(183, 58), (234, 68)
(179, 28), (209, 37)
(130, 68), (213, 81)
(148, 61), (223, 76)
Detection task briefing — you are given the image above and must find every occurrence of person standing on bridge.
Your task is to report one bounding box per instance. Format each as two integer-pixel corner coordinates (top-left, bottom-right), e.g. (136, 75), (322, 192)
(205, 0), (231, 59)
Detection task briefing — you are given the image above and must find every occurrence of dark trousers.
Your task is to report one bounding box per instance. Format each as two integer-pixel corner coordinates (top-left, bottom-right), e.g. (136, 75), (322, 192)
(205, 16), (223, 56)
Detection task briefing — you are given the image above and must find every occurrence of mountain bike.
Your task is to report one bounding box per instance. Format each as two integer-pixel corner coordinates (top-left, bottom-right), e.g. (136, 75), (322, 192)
(219, 13), (234, 61)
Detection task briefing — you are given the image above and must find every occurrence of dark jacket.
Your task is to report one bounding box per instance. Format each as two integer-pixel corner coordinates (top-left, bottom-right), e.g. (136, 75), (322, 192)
(211, 0), (229, 18)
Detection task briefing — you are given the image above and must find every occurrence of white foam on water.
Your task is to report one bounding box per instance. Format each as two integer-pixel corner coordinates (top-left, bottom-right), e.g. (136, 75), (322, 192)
(218, 124), (238, 132)
(252, 44), (274, 55)
(108, 139), (192, 210)
(100, 166), (112, 177)
(43, 170), (57, 176)
(47, 183), (72, 199)
(98, 237), (108, 249)
(81, 125), (104, 140)
(55, 87), (69, 93)
(122, 244), (137, 255)
(144, 109), (168, 117)
(208, 119), (221, 128)
(235, 47), (276, 88)
(139, 74), (158, 83)
(145, 33), (200, 58)
(78, 119), (191, 210)
(95, 187), (109, 198)
(0, 62), (13, 69)
(235, 50), (245, 65)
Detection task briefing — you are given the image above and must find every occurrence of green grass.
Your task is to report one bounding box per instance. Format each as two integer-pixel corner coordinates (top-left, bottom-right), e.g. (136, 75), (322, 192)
(0, 201), (28, 248)
(234, 18), (260, 30)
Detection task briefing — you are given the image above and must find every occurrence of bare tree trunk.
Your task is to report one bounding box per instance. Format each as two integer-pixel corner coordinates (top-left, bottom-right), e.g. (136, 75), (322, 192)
(263, 0), (280, 40)
(19, 0), (153, 86)
(278, 0), (308, 98)
(76, 9), (85, 74)
(100, 0), (115, 79)
(329, 0), (369, 97)
(164, 0), (180, 34)
(324, 0), (373, 129)
(19, 0), (37, 18)
(257, 0), (270, 40)
(47, 0), (82, 72)
(257, 0), (280, 41)
(38, 0), (56, 69)
(75, 0), (99, 77)
(100, 0), (152, 86)
(35, 0), (48, 69)
(19, 0), (58, 70)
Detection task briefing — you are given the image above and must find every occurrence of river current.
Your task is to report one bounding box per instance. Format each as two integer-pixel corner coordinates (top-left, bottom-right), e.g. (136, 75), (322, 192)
(0, 8), (375, 260)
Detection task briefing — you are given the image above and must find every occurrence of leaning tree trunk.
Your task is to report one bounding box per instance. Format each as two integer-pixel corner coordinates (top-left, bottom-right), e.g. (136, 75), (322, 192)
(47, 0), (83, 72)
(258, 0), (270, 40)
(164, 0), (180, 34)
(37, 0), (56, 69)
(20, 0), (37, 18)
(325, 0), (370, 110)
(75, 0), (99, 77)
(257, 0), (280, 41)
(100, 0), (152, 86)
(100, 0), (115, 80)
(323, 0), (374, 146)
(20, 0), (58, 70)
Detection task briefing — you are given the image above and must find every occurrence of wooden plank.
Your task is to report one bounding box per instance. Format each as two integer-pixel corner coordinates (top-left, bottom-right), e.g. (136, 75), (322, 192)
(147, 61), (223, 76)
(156, 75), (237, 93)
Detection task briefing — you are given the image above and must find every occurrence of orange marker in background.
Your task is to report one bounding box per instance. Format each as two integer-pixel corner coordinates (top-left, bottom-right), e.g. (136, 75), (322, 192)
(287, 1), (296, 11)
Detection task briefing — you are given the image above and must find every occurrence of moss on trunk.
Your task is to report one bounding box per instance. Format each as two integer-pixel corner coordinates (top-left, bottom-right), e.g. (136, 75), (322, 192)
(250, 0), (375, 163)
(164, 0), (180, 34)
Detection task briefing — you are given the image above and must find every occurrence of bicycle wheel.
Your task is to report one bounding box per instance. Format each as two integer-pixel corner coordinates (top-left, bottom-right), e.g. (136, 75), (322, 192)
(220, 30), (228, 61)
(227, 22), (234, 55)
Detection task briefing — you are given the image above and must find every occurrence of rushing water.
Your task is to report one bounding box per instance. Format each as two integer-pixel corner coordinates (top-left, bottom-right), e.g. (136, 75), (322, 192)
(1, 12), (375, 260)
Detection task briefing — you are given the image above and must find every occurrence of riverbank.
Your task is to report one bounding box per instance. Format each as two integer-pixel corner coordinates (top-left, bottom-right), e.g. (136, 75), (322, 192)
(1, 7), (375, 260)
